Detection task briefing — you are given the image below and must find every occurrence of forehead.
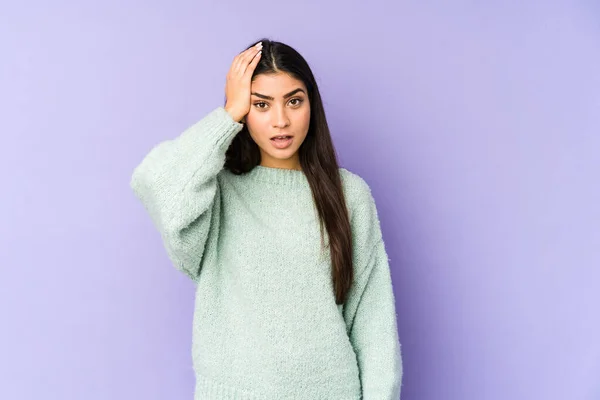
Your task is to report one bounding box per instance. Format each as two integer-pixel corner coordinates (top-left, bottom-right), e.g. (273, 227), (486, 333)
(251, 72), (306, 95)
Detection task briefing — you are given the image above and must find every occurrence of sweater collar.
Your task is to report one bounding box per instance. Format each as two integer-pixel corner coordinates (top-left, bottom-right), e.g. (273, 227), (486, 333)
(245, 165), (310, 188)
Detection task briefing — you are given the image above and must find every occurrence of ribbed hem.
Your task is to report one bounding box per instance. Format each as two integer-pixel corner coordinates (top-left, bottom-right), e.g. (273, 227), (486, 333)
(244, 165), (310, 188)
(182, 106), (244, 155)
(195, 372), (362, 400)
(195, 373), (264, 400)
(210, 106), (245, 151)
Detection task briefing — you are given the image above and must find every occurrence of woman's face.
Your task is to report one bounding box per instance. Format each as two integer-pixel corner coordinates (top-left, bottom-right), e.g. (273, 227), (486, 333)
(245, 72), (311, 170)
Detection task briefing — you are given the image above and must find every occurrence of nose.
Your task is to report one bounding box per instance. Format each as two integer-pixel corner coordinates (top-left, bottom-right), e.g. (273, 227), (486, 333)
(272, 105), (290, 129)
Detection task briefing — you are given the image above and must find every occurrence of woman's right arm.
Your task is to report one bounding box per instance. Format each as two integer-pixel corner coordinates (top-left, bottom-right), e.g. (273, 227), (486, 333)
(129, 107), (243, 281)
(130, 42), (263, 281)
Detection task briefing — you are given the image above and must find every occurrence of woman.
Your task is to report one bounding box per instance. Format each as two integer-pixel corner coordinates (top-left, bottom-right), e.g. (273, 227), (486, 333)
(130, 38), (403, 399)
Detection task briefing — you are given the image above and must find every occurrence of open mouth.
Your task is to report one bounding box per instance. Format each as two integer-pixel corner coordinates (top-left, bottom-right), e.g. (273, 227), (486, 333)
(270, 135), (294, 149)
(270, 135), (293, 141)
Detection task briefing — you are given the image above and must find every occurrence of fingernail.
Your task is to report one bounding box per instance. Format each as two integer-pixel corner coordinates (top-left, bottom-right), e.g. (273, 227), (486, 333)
(256, 42), (263, 48)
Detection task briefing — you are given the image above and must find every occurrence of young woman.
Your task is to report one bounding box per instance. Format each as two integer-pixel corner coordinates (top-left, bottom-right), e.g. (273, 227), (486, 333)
(130, 38), (403, 399)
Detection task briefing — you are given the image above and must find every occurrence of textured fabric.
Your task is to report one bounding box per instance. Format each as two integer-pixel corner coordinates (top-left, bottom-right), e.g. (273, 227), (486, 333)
(130, 106), (403, 399)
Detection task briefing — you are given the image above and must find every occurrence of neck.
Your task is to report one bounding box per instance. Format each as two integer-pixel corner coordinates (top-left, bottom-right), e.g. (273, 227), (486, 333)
(259, 153), (302, 171)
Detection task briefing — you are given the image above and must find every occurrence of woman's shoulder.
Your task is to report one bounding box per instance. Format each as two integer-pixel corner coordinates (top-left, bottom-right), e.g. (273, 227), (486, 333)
(338, 167), (383, 250)
(338, 167), (376, 209)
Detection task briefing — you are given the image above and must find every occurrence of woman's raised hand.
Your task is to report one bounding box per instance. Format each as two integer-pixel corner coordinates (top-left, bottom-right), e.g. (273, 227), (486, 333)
(224, 42), (263, 123)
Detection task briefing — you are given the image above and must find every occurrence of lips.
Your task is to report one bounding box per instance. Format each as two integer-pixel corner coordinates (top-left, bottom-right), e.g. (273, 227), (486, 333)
(270, 136), (294, 149)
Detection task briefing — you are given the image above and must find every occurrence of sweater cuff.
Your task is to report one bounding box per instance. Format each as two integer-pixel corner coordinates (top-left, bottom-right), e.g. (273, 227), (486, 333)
(180, 106), (244, 154)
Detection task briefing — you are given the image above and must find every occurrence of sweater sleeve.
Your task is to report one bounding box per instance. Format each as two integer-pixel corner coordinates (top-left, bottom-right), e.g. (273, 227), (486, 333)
(129, 106), (243, 282)
(343, 183), (403, 399)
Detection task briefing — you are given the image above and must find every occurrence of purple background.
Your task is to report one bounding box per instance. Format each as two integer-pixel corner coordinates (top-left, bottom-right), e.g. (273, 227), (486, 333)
(1, 1), (599, 399)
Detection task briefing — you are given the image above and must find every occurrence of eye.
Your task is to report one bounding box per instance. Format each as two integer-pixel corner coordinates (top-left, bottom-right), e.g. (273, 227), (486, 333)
(289, 98), (304, 106)
(254, 102), (268, 109)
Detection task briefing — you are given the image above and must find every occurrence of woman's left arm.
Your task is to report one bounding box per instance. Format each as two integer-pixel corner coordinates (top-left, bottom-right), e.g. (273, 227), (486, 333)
(342, 175), (403, 399)
(344, 238), (403, 400)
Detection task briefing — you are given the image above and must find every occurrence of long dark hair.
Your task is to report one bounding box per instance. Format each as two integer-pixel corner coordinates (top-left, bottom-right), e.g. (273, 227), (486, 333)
(224, 38), (353, 305)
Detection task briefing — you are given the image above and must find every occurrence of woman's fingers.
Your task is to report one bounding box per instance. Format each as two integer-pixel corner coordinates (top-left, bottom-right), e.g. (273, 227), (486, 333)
(223, 42), (264, 122)
(241, 45), (262, 74)
(244, 49), (262, 77)
(237, 46), (261, 75)
(231, 49), (249, 72)
(232, 43), (262, 75)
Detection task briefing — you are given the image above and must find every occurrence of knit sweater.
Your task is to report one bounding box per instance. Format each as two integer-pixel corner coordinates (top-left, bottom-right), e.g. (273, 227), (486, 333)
(129, 106), (403, 399)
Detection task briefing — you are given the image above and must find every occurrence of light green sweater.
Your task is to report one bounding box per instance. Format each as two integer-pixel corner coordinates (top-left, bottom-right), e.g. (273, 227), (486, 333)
(130, 106), (403, 399)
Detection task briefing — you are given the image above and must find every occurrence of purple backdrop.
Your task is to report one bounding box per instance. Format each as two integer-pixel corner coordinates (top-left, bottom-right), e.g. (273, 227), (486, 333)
(1, 1), (599, 399)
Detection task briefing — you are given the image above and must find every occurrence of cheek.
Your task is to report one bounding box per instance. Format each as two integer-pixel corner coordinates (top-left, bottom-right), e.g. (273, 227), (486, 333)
(246, 113), (268, 134)
(296, 108), (311, 131)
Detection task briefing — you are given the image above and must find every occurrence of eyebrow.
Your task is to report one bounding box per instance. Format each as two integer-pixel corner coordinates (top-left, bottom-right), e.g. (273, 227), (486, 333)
(250, 88), (306, 100)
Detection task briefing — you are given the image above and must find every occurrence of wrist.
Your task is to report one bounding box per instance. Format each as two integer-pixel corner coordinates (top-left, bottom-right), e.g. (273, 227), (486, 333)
(224, 106), (243, 123)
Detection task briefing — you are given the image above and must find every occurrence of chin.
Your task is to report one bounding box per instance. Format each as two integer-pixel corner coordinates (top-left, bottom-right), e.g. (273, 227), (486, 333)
(267, 150), (297, 160)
